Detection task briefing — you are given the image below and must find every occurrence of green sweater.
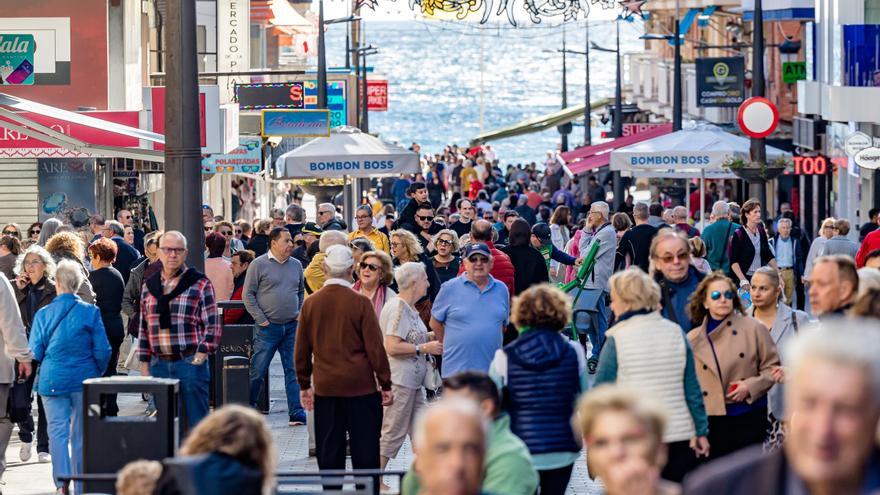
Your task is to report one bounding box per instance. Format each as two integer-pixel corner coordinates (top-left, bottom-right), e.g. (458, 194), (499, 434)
(401, 414), (538, 495)
(702, 219), (739, 274)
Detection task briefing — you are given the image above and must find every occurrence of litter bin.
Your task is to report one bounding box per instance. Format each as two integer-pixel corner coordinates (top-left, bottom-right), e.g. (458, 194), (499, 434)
(213, 322), (254, 407)
(83, 376), (179, 494)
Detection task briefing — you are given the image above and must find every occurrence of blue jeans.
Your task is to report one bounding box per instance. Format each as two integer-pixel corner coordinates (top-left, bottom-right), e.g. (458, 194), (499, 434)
(249, 320), (303, 418)
(43, 392), (83, 491)
(587, 293), (609, 360)
(150, 354), (210, 432)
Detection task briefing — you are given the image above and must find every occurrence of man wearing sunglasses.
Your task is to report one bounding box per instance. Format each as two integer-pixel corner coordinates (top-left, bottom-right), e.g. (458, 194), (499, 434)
(406, 204), (442, 253)
(431, 243), (510, 378)
(652, 230), (706, 333)
(317, 203), (346, 232)
(117, 209), (145, 255)
(348, 205), (390, 254)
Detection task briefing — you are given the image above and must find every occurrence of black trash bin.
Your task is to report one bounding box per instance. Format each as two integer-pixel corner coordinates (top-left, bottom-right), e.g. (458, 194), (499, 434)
(83, 376), (179, 494)
(216, 301), (269, 412)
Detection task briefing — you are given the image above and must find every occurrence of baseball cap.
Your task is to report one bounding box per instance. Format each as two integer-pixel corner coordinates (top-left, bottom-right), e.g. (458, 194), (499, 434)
(324, 245), (354, 271)
(463, 243), (492, 260)
(531, 223), (551, 242)
(302, 222), (323, 236)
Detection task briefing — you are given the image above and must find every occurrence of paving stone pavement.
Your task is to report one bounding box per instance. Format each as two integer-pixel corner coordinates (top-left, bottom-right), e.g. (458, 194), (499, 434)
(2, 355), (602, 494)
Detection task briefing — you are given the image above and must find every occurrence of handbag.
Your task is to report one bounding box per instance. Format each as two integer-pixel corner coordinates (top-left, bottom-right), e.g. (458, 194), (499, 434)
(124, 336), (140, 371)
(8, 377), (30, 423)
(422, 354), (442, 391)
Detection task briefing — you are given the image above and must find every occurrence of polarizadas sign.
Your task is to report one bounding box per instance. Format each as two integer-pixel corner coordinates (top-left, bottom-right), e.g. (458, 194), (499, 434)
(260, 109), (331, 138)
(202, 137), (262, 174)
(0, 34), (35, 85)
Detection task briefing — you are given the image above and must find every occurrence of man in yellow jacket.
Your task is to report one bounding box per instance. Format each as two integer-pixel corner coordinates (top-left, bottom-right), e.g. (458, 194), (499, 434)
(304, 230), (348, 294)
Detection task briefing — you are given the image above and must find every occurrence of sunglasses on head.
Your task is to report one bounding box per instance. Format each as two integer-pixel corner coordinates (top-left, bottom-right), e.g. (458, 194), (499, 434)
(710, 290), (735, 301)
(360, 261), (379, 272)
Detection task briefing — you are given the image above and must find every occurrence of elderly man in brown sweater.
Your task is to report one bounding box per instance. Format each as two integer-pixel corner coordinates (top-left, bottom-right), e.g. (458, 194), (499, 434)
(295, 244), (393, 473)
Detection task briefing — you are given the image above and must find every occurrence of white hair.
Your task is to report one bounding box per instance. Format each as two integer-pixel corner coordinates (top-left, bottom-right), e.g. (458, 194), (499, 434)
(711, 200), (729, 218)
(319, 230), (347, 252)
(14, 245), (57, 281)
(777, 217), (792, 228)
(785, 320), (880, 406)
(160, 230), (188, 250)
(55, 259), (84, 294)
(591, 201), (610, 220)
(412, 398), (488, 451)
(857, 268), (880, 299)
(672, 206), (688, 221)
(394, 262), (426, 291)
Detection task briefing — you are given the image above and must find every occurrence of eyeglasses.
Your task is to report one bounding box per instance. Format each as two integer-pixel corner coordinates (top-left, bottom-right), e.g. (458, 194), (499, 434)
(319, 211), (332, 216)
(655, 251), (690, 264)
(122, 215), (132, 220)
(355, 215), (371, 220)
(710, 290), (735, 301)
(417, 215), (434, 221)
(2, 230), (17, 236)
(159, 247), (186, 255)
(220, 230), (233, 236)
(468, 255), (489, 264)
(437, 238), (453, 246)
(204, 226), (212, 232)
(24, 259), (44, 267)
(360, 261), (380, 272)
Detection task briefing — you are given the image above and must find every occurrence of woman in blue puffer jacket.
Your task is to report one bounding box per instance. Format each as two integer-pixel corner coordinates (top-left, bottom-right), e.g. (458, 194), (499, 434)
(29, 259), (111, 494)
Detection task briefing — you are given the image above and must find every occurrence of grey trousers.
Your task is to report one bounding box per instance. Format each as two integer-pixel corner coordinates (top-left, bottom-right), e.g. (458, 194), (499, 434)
(0, 384), (11, 479)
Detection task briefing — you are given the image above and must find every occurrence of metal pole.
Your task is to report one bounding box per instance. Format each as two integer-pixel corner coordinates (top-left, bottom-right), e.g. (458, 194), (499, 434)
(165, 0), (204, 271)
(354, 48), (361, 129)
(584, 21), (591, 146)
(673, 0), (682, 131)
(561, 25), (569, 152)
(749, 0), (767, 210)
(479, 31), (485, 135)
(613, 21), (622, 139)
(317, 0), (328, 109)
(361, 52), (369, 132)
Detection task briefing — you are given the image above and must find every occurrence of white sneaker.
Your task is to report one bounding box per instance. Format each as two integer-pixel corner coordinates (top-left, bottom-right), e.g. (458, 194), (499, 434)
(37, 452), (51, 463)
(19, 441), (32, 462)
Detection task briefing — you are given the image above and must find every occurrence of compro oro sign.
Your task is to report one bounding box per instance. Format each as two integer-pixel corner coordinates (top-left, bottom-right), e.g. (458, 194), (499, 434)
(261, 110), (331, 138)
(0, 34), (35, 85)
(695, 57), (745, 107)
(854, 147), (880, 170)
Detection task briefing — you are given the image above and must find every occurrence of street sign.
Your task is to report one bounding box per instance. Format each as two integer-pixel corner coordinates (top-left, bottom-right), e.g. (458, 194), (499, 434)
(695, 57), (745, 107)
(261, 109), (331, 138)
(845, 131), (872, 157)
(782, 61), (807, 84)
(854, 146), (880, 170)
(0, 34), (35, 85)
(737, 97), (779, 139)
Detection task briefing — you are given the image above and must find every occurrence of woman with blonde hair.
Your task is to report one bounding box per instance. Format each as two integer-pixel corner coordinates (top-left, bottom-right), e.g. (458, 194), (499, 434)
(687, 272), (779, 459)
(489, 284), (586, 495)
(575, 385), (679, 495)
(353, 250), (397, 317)
(44, 230), (95, 303)
(166, 405), (276, 495)
(389, 229), (440, 321)
(431, 229), (461, 285)
(688, 237), (710, 274)
(596, 268), (709, 481)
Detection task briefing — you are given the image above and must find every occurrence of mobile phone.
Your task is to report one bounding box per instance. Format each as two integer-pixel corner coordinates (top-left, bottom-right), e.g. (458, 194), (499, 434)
(5, 59), (33, 85)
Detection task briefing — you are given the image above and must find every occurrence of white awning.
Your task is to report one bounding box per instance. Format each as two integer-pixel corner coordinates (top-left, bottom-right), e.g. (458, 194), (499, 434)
(274, 126), (420, 179)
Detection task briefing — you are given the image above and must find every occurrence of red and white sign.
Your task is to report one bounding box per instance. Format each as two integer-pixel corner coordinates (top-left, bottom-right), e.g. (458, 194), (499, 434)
(149, 87), (207, 151)
(367, 79), (388, 112)
(144, 85), (238, 154)
(737, 97), (779, 139)
(0, 111), (140, 159)
(622, 123), (666, 137)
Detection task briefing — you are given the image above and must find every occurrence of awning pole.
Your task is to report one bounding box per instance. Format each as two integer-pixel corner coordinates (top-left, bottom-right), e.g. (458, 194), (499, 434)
(700, 169), (706, 231)
(343, 174), (354, 228)
(685, 178), (690, 218)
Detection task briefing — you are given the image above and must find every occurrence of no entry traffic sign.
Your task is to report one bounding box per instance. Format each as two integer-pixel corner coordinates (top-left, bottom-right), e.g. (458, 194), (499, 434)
(737, 97), (779, 139)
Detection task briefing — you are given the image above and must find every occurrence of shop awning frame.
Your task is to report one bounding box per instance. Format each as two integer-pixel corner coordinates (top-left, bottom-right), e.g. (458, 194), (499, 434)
(0, 92), (165, 162)
(470, 98), (610, 145)
(561, 123), (673, 175)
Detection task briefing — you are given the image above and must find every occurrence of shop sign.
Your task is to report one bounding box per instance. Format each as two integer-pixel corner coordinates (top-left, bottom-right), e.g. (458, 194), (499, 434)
(37, 158), (96, 222)
(0, 111), (140, 158)
(236, 82), (304, 110)
(792, 156), (829, 175)
(217, 0), (250, 102)
(304, 80), (347, 127)
(782, 61), (807, 84)
(202, 137), (262, 173)
(0, 34), (35, 85)
(261, 109), (331, 138)
(854, 147), (880, 170)
(367, 79), (388, 111)
(844, 131), (872, 157)
(622, 123), (666, 137)
(695, 57), (745, 107)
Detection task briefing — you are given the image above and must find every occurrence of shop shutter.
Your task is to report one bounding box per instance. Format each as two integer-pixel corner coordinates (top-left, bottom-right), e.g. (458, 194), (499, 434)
(0, 159), (38, 225)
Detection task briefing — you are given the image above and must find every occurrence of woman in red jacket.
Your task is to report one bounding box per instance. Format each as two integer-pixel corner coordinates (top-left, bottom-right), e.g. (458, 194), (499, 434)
(224, 250), (255, 325)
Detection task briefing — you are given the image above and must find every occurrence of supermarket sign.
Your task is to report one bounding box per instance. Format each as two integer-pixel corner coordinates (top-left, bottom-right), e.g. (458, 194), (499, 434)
(367, 79), (388, 111)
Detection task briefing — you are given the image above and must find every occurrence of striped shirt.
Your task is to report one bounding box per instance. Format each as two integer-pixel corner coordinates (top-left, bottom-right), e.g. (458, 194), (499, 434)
(138, 268), (220, 361)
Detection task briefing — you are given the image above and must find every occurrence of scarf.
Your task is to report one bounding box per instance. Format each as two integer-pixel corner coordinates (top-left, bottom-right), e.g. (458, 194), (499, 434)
(352, 280), (387, 316)
(145, 267), (205, 329)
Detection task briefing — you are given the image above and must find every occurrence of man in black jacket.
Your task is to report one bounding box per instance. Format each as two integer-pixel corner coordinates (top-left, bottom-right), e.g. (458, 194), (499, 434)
(397, 181), (431, 231)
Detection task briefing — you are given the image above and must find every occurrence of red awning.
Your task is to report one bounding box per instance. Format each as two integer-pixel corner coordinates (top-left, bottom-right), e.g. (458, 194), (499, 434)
(562, 123), (673, 175)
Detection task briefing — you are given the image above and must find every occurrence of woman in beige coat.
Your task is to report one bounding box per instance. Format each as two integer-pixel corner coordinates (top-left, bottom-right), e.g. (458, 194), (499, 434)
(686, 272), (779, 460)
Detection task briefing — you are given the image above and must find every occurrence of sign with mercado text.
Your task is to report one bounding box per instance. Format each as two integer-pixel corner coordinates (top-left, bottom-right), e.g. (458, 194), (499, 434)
(0, 34), (35, 85)
(695, 57), (745, 107)
(782, 61), (807, 84)
(202, 137), (262, 173)
(261, 109), (331, 138)
(236, 82), (305, 110)
(217, 0), (249, 102)
(367, 79), (388, 111)
(37, 158), (96, 222)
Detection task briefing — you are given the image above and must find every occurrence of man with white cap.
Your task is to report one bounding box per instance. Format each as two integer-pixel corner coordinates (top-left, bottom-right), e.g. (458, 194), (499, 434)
(294, 244), (393, 473)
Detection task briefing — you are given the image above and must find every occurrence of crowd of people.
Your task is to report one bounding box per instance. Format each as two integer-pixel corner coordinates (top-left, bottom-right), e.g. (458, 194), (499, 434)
(0, 143), (879, 494)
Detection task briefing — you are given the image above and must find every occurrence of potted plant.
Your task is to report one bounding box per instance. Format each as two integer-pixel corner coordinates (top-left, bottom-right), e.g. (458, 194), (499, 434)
(723, 156), (789, 181)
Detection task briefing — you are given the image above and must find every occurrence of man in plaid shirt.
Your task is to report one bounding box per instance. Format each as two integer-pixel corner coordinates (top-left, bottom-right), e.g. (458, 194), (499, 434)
(138, 231), (220, 432)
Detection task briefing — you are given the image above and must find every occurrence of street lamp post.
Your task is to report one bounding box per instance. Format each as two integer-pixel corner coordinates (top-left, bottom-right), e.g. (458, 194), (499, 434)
(561, 27), (569, 152)
(165, 0), (204, 271)
(592, 30), (625, 210)
(750, 0), (767, 211)
(672, 0), (682, 131)
(351, 45), (377, 132)
(317, 0), (327, 109)
(584, 22), (591, 146)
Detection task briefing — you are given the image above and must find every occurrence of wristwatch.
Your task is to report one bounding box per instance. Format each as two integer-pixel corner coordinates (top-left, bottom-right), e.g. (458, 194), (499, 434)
(415, 344), (422, 356)
(739, 280), (749, 287)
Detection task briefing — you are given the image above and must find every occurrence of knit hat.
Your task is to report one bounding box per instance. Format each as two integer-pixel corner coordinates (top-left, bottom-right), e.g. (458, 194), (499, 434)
(324, 245), (354, 271)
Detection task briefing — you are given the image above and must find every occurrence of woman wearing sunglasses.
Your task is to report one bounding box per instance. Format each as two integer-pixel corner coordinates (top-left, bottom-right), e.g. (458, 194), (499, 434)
(430, 229), (460, 286)
(27, 222), (42, 244)
(2, 223), (21, 239)
(686, 272), (780, 460)
(353, 250), (397, 318)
